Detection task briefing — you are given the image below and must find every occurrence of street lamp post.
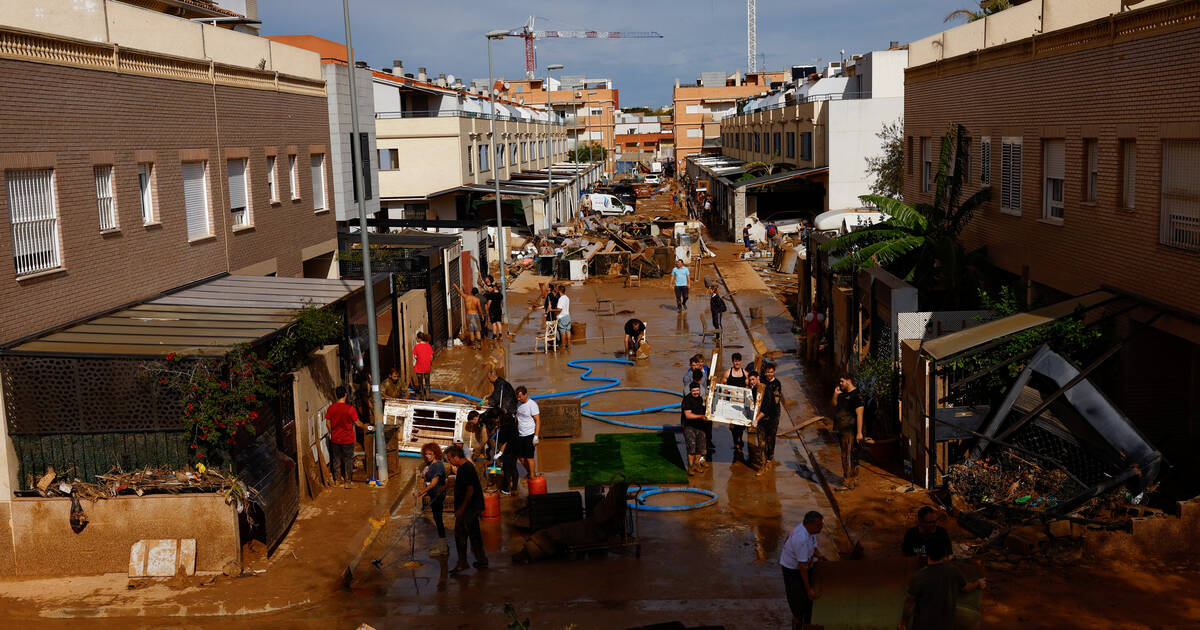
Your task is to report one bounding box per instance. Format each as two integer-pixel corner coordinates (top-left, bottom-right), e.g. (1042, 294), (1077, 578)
(341, 0), (386, 485)
(486, 29), (512, 378)
(544, 64), (562, 224)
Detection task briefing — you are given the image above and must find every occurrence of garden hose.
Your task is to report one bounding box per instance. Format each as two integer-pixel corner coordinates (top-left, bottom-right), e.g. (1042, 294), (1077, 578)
(627, 486), (718, 511)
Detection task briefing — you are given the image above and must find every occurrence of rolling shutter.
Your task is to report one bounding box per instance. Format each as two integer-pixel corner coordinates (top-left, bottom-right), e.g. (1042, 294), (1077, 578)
(310, 155), (325, 210)
(181, 161), (210, 240)
(227, 159), (247, 211)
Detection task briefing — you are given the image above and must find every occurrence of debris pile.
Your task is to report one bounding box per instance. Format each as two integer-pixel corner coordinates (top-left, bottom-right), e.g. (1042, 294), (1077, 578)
(28, 465), (249, 503)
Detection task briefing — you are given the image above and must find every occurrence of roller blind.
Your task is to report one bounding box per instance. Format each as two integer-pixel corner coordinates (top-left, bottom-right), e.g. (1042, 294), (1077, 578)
(310, 154), (325, 210)
(182, 161), (210, 239)
(227, 159), (247, 210)
(1043, 140), (1065, 180)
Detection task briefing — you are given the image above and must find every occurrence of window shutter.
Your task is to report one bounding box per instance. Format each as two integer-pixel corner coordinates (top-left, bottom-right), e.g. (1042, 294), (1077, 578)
(980, 138), (991, 185)
(139, 164), (153, 223)
(310, 155), (326, 210)
(182, 162), (210, 240)
(1011, 142), (1023, 209)
(1044, 140), (1065, 180)
(360, 132), (372, 201)
(227, 159), (247, 210)
(95, 165), (116, 230)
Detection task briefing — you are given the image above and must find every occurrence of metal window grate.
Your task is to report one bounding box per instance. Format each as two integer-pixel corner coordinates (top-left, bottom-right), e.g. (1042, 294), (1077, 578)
(1161, 140), (1200, 252)
(980, 137), (991, 185)
(95, 165), (117, 231)
(6, 168), (61, 276)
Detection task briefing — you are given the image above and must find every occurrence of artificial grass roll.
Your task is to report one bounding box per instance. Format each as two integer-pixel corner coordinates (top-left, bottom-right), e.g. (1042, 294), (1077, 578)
(569, 432), (687, 486)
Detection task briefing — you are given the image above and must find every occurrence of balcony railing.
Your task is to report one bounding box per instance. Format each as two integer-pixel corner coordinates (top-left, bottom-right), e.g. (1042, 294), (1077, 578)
(376, 109), (565, 125)
(724, 91), (874, 120)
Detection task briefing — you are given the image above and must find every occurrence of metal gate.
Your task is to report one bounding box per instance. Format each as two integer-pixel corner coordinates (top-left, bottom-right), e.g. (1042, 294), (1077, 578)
(428, 263), (448, 348)
(448, 255), (462, 340)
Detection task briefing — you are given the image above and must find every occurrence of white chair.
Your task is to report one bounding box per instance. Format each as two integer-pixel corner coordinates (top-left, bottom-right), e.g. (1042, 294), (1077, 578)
(534, 319), (559, 352)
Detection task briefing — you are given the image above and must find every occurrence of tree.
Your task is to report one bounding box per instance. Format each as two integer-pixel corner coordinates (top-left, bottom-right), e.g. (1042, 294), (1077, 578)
(568, 142), (607, 163)
(865, 118), (904, 199)
(944, 0), (1031, 23)
(821, 124), (990, 309)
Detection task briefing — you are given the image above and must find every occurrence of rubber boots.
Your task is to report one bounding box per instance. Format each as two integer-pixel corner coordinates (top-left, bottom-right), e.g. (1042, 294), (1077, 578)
(430, 539), (449, 557)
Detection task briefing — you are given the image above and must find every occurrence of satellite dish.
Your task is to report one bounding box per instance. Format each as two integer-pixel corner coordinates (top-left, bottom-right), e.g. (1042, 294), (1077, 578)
(446, 74), (456, 85)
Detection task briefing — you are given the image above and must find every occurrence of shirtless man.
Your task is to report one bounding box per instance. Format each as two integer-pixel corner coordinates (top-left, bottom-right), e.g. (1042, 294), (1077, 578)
(454, 283), (484, 348)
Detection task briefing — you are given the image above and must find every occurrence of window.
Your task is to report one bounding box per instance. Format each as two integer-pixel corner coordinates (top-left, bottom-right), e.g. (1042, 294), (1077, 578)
(379, 148), (399, 170)
(138, 163), (156, 223)
(497, 143), (505, 166)
(181, 161), (212, 240)
(1160, 140), (1200, 252)
(6, 168), (61, 275)
(1083, 139), (1098, 202)
(94, 165), (117, 231)
(521, 142), (527, 162)
(801, 132), (812, 161)
(266, 156), (277, 203)
(762, 133), (769, 153)
(921, 137), (933, 193)
(310, 154), (326, 211)
(686, 104), (702, 115)
(773, 132), (781, 156)
(402, 203), (429, 221)
(980, 137), (991, 185)
(288, 155), (299, 199)
(510, 143), (518, 164)
(1120, 140), (1136, 210)
(480, 144), (490, 171)
(907, 136), (914, 175)
(467, 146), (473, 175)
(686, 128), (702, 139)
(227, 158), (250, 227)
(1001, 137), (1023, 213)
(1042, 139), (1065, 220)
(752, 133), (760, 152)
(351, 132), (372, 202)
(589, 107), (603, 116)
(786, 132), (795, 158)
(538, 140), (544, 159)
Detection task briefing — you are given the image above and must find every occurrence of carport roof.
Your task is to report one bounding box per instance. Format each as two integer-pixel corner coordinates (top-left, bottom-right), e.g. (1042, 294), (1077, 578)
(1, 275), (365, 358)
(735, 166), (829, 189)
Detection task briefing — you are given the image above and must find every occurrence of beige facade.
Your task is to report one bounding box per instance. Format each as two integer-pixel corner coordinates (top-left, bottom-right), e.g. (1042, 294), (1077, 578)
(672, 71), (786, 164)
(503, 79), (620, 173)
(721, 102), (827, 169)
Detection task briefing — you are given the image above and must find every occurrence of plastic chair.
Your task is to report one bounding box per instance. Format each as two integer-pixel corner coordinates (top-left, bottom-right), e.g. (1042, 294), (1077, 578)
(534, 319), (559, 352)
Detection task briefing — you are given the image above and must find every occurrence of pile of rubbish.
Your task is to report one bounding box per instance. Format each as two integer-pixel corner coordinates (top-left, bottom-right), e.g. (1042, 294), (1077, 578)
(947, 452), (1081, 516)
(29, 465), (249, 504)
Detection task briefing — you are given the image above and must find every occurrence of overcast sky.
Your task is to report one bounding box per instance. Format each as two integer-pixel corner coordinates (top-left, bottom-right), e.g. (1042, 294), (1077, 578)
(259, 0), (963, 107)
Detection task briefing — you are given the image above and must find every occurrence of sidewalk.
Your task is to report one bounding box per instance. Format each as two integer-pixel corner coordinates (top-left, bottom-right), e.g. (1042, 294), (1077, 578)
(0, 463), (417, 620)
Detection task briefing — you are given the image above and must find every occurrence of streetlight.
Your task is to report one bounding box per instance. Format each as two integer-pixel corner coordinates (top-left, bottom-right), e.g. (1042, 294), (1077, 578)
(486, 29), (513, 378)
(545, 64), (562, 224)
(342, 0), (386, 484)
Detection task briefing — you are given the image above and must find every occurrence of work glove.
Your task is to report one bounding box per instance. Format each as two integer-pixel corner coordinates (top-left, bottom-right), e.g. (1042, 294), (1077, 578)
(493, 451), (504, 461)
(533, 436), (540, 446)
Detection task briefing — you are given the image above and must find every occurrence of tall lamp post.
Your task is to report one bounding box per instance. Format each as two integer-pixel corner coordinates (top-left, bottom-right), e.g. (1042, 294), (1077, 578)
(486, 29), (513, 378)
(341, 0), (386, 484)
(544, 64), (562, 224)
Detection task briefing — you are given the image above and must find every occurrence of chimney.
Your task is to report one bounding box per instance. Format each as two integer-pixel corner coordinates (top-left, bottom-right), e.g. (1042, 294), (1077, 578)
(417, 67), (428, 82)
(392, 59), (404, 75)
(437, 73), (447, 87)
(354, 61), (367, 69)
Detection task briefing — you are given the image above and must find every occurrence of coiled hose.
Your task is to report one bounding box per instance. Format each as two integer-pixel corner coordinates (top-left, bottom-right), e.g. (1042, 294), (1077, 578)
(627, 486), (718, 511)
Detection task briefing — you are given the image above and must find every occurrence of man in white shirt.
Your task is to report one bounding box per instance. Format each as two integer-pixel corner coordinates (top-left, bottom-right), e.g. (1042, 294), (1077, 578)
(551, 284), (572, 349)
(780, 511), (825, 629)
(514, 386), (541, 479)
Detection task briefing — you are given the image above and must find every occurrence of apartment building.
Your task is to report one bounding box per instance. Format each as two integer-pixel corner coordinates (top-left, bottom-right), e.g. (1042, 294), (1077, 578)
(904, 0), (1200, 473)
(692, 50), (906, 234)
(264, 36), (382, 233)
(371, 66), (597, 234)
(0, 0), (335, 345)
(672, 70), (787, 164)
(502, 76), (620, 174)
(614, 113), (673, 168)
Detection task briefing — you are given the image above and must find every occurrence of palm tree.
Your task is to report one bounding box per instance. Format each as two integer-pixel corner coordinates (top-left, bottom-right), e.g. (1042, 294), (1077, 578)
(821, 124), (991, 308)
(944, 0), (1029, 24)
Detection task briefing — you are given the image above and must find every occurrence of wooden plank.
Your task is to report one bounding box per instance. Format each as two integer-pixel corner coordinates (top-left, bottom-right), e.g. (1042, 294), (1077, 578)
(315, 439), (334, 486)
(302, 451), (323, 499)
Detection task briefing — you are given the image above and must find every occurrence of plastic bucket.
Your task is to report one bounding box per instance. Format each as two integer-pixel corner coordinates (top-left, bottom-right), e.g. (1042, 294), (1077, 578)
(528, 475), (548, 496)
(482, 492), (501, 521)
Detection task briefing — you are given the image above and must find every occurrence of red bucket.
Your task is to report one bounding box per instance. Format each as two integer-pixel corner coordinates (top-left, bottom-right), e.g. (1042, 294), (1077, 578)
(482, 492), (501, 521)
(528, 475), (548, 496)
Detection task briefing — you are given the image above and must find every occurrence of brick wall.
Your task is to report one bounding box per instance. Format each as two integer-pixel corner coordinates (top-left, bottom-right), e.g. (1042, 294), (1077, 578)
(0, 58), (336, 343)
(903, 20), (1200, 317)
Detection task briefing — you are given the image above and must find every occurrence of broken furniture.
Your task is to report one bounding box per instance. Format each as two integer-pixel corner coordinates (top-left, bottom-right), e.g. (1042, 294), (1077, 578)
(382, 399), (472, 455)
(705, 384), (760, 428)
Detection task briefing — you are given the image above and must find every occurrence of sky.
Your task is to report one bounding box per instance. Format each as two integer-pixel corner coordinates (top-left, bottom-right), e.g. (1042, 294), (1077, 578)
(258, 0), (967, 107)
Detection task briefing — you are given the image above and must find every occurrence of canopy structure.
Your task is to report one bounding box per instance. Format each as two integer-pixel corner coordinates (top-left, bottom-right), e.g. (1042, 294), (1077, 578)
(1, 275), (365, 358)
(734, 166), (829, 190)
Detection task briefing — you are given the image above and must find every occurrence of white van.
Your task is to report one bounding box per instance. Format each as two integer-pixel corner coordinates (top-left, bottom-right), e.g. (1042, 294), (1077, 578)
(585, 193), (634, 216)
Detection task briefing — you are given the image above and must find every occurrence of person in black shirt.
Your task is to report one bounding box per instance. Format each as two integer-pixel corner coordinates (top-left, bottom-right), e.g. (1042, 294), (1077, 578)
(680, 381), (707, 475)
(721, 353), (749, 458)
(708, 285), (728, 335)
(624, 318), (646, 357)
(902, 506), (953, 563)
(482, 369), (517, 458)
(832, 374), (865, 491)
(755, 363), (785, 468)
(445, 445), (487, 574)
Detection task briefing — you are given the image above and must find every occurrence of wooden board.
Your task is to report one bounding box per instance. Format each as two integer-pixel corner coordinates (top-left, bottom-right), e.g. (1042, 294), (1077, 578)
(302, 451), (323, 499)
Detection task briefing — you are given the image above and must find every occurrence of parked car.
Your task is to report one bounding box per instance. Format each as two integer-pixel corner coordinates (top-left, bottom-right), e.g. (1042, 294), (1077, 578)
(645, 173), (662, 185)
(813, 208), (888, 235)
(584, 193), (634, 216)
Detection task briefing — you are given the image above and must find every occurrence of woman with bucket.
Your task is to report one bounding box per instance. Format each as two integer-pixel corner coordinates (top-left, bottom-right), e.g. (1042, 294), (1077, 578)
(414, 443), (449, 557)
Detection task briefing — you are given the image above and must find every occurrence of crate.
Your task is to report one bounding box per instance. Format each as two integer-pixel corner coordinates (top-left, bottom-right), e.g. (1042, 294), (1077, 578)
(528, 491), (584, 531)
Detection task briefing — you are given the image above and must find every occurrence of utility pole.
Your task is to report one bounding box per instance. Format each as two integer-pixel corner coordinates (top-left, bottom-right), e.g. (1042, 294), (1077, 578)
(341, 0), (386, 485)
(486, 29), (513, 380)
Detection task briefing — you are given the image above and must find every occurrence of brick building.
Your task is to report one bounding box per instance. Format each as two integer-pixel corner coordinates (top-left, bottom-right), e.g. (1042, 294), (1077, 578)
(0, 1), (336, 344)
(904, 0), (1200, 474)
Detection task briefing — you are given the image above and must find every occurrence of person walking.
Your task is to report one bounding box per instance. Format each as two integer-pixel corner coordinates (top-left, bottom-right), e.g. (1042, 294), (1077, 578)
(756, 363), (785, 469)
(745, 369), (766, 465)
(445, 445), (488, 574)
(412, 332), (434, 400)
(899, 538), (986, 630)
(453, 284), (484, 349)
(781, 510), (826, 629)
(671, 259), (690, 311)
(325, 385), (369, 489)
(551, 284), (572, 349)
(832, 374), (865, 491)
(414, 443), (449, 557)
(721, 353), (750, 458)
(515, 386), (541, 480)
(804, 303), (825, 362)
(485, 278), (504, 341)
(681, 380), (707, 475)
(708, 284), (728, 336)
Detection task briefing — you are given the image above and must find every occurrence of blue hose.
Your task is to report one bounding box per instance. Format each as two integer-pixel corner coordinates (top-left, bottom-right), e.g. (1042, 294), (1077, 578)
(627, 486), (718, 511)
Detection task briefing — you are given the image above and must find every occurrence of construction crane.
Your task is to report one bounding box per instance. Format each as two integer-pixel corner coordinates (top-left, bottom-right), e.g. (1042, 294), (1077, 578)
(747, 0), (757, 73)
(502, 16), (664, 78)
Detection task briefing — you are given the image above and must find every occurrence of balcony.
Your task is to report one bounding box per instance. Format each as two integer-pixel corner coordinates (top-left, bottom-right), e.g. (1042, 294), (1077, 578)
(376, 109), (565, 125)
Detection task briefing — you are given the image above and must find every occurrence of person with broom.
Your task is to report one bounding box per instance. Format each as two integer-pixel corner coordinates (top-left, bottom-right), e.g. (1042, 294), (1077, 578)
(414, 443), (448, 557)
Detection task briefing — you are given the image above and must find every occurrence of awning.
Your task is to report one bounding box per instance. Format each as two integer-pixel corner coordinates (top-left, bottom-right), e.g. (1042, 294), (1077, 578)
(735, 166), (829, 189)
(702, 97), (737, 104)
(1, 275), (365, 358)
(922, 290), (1120, 361)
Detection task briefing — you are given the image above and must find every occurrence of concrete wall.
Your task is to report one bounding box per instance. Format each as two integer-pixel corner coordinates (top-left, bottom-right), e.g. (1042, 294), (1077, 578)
(828, 97), (904, 210)
(0, 0), (321, 79)
(325, 64), (381, 223)
(0, 494), (239, 576)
